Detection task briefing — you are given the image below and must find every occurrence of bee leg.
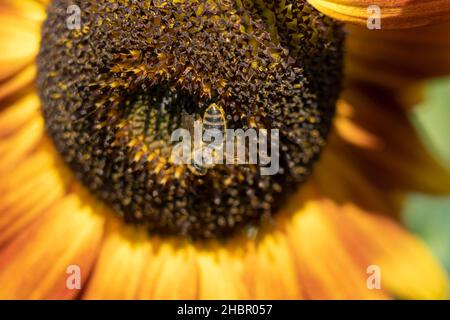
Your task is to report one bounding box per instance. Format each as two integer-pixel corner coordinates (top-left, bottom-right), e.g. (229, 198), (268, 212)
(189, 147), (208, 176)
(189, 161), (208, 176)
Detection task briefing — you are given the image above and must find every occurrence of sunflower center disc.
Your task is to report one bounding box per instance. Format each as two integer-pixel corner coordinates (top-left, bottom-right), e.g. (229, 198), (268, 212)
(37, 0), (344, 240)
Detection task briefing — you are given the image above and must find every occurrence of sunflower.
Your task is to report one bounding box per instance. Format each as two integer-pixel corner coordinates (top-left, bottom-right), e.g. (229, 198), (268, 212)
(0, 0), (449, 300)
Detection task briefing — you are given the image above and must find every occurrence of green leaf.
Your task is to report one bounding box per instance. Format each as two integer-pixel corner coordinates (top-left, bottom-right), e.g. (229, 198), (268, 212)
(405, 77), (450, 274)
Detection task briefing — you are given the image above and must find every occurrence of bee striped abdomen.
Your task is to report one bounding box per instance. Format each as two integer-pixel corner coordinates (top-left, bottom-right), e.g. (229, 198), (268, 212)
(203, 103), (227, 133)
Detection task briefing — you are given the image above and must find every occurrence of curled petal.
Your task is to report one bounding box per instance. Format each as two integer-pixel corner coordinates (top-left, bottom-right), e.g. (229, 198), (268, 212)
(307, 0), (450, 29)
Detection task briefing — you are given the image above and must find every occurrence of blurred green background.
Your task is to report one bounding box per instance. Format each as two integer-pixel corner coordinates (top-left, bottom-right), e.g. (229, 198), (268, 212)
(405, 78), (450, 275)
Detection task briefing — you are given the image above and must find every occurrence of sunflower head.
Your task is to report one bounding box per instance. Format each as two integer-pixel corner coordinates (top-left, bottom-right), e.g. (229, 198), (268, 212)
(1, 0), (450, 301)
(37, 0), (344, 240)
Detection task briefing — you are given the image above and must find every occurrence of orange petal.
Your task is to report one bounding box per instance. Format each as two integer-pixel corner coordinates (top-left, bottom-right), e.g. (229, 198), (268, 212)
(334, 83), (450, 194)
(313, 147), (448, 299)
(285, 186), (389, 299)
(0, 144), (72, 246)
(324, 201), (449, 299)
(0, 114), (44, 173)
(0, 64), (37, 103)
(0, 189), (105, 300)
(0, 93), (40, 138)
(0, 0), (47, 23)
(307, 0), (450, 29)
(346, 23), (450, 88)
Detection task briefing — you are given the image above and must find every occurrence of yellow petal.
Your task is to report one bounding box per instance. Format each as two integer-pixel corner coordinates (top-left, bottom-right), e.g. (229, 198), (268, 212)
(83, 218), (153, 300)
(196, 244), (250, 299)
(84, 221), (199, 300)
(242, 232), (304, 299)
(307, 0), (450, 29)
(144, 242), (198, 299)
(0, 0), (43, 81)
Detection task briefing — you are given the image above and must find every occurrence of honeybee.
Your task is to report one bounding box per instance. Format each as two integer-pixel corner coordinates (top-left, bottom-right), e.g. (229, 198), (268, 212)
(189, 103), (227, 175)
